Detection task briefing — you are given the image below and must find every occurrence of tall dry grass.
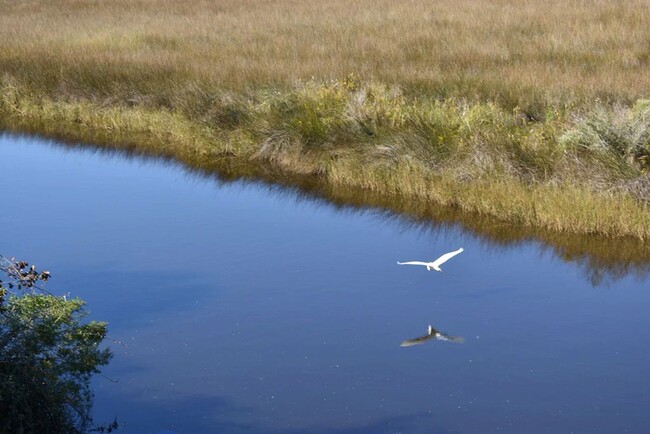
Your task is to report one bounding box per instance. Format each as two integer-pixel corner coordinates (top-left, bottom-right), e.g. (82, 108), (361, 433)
(2, 0), (650, 110)
(1, 0), (650, 238)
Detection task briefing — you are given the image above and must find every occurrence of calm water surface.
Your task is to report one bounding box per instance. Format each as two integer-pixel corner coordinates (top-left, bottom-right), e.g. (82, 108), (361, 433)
(1, 133), (650, 434)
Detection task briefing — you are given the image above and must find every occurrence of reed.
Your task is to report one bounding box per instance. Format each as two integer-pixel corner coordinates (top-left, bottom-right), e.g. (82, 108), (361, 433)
(2, 0), (650, 109)
(1, 0), (649, 238)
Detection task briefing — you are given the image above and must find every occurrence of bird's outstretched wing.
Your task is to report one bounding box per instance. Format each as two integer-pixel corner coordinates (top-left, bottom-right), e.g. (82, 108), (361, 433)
(431, 247), (464, 269)
(400, 333), (435, 346)
(397, 261), (430, 266)
(436, 333), (465, 343)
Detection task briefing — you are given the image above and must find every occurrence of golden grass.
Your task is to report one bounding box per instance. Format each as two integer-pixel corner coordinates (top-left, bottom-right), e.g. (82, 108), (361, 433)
(1, 0), (650, 239)
(2, 0), (650, 109)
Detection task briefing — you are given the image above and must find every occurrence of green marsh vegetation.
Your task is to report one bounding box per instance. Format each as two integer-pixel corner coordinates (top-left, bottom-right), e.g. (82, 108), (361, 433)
(1, 0), (649, 238)
(0, 257), (112, 433)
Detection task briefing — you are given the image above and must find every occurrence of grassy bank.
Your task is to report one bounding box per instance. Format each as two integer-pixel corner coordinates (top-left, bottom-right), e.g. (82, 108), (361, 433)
(2, 79), (649, 238)
(1, 0), (649, 238)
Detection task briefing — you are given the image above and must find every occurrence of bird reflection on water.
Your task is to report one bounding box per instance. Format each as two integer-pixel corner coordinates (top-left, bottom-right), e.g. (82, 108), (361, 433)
(400, 325), (465, 347)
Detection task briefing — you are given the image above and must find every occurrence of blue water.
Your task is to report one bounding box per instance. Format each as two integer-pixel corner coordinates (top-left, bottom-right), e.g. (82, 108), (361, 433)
(1, 133), (649, 433)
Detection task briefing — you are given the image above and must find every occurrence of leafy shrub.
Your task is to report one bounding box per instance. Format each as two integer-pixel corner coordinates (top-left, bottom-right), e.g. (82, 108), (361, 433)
(0, 259), (111, 433)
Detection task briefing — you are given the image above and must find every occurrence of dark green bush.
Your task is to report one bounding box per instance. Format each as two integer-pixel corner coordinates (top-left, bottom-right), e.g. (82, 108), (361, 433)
(0, 259), (111, 434)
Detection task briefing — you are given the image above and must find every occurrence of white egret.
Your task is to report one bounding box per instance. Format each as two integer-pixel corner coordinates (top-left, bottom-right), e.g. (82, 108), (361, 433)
(400, 325), (465, 347)
(397, 247), (464, 272)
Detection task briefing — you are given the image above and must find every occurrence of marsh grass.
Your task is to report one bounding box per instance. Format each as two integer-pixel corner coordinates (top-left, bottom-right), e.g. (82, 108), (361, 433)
(2, 78), (649, 238)
(2, 0), (650, 109)
(1, 0), (650, 238)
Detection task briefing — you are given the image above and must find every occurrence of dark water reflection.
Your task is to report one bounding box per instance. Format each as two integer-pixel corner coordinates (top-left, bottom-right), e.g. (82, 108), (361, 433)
(259, 183), (650, 288)
(5, 129), (650, 287)
(2, 132), (650, 433)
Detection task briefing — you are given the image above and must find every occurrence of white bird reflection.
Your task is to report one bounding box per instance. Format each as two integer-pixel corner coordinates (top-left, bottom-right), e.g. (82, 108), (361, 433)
(400, 325), (465, 347)
(397, 247), (464, 272)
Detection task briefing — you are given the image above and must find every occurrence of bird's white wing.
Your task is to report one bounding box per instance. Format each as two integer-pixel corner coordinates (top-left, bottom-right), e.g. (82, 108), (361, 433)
(400, 339), (425, 347)
(400, 333), (435, 347)
(397, 261), (430, 266)
(436, 333), (465, 343)
(430, 247), (464, 268)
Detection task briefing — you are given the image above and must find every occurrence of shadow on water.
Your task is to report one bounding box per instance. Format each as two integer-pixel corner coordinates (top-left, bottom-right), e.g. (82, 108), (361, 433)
(4, 129), (650, 287)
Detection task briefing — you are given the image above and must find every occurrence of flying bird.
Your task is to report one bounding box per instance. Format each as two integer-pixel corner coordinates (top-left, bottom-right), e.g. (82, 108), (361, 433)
(400, 325), (465, 347)
(397, 247), (464, 272)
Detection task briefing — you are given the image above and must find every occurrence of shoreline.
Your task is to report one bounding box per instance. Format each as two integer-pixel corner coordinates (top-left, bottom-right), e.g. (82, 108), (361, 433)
(1, 81), (649, 240)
